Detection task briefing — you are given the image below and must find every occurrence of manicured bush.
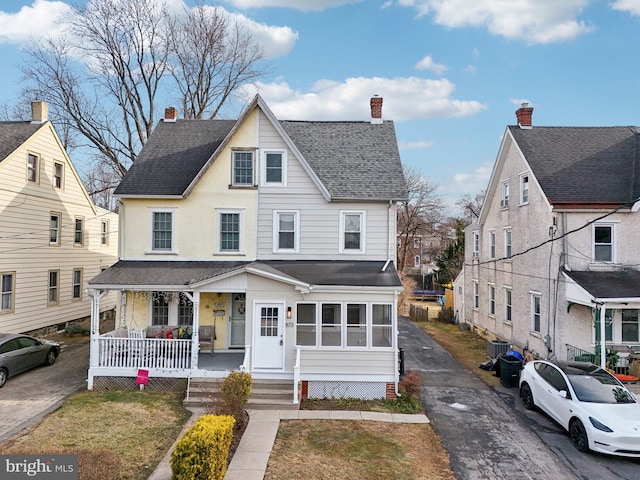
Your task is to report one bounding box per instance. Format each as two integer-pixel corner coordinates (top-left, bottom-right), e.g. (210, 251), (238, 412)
(217, 371), (252, 419)
(170, 414), (235, 480)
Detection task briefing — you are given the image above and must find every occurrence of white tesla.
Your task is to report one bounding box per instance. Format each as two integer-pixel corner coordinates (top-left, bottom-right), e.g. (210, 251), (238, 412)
(519, 360), (640, 457)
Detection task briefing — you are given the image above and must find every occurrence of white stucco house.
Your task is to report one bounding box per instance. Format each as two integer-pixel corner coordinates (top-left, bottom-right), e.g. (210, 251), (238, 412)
(86, 95), (407, 401)
(0, 102), (118, 335)
(458, 104), (640, 372)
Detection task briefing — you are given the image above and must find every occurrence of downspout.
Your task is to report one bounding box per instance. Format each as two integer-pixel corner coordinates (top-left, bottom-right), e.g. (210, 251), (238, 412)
(394, 289), (400, 396)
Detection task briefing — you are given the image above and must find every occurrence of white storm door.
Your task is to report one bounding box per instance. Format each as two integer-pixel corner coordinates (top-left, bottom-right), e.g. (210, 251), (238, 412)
(254, 303), (284, 369)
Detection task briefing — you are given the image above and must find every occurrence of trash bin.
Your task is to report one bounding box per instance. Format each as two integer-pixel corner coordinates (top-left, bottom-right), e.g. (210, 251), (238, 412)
(499, 354), (523, 388)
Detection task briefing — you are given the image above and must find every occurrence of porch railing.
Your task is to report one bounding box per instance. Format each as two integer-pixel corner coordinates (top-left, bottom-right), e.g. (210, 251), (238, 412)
(97, 336), (191, 370)
(566, 343), (630, 374)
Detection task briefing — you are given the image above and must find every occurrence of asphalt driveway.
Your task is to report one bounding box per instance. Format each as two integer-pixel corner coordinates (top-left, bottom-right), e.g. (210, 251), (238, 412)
(0, 340), (89, 443)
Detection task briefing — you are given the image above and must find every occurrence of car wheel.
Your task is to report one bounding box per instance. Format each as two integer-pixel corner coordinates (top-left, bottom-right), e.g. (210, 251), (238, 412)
(0, 368), (7, 388)
(44, 350), (57, 366)
(569, 419), (589, 452)
(520, 383), (535, 410)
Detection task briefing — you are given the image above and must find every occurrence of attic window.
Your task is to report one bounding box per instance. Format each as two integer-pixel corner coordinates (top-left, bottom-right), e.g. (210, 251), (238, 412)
(232, 151), (254, 186)
(27, 153), (39, 183)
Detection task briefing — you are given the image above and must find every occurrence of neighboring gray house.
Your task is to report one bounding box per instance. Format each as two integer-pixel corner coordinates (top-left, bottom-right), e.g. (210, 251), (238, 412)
(87, 95), (408, 401)
(457, 104), (640, 370)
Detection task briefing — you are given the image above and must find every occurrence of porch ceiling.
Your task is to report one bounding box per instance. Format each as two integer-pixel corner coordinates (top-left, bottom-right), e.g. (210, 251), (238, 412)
(87, 260), (402, 290)
(564, 269), (640, 304)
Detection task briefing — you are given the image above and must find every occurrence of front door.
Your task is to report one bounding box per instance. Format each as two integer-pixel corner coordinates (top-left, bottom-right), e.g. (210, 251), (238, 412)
(253, 303), (284, 369)
(229, 293), (246, 348)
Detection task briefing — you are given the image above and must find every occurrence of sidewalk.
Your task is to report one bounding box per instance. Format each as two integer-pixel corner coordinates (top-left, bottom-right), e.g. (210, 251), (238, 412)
(148, 408), (430, 480)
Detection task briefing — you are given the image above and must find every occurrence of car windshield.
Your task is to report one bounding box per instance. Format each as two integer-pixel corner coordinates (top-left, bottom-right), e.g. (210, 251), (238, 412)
(568, 370), (636, 404)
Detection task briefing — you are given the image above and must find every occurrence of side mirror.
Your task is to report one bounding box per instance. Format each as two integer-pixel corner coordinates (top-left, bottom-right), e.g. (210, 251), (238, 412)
(558, 390), (568, 399)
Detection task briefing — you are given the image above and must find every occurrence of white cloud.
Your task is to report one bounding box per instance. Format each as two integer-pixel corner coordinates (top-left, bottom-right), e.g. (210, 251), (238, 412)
(611, 0), (640, 16)
(243, 76), (487, 121)
(225, 0), (362, 11)
(229, 13), (298, 58)
(510, 98), (533, 107)
(464, 64), (477, 74)
(0, 0), (72, 44)
(451, 164), (492, 196)
(399, 140), (434, 150)
(401, 0), (594, 44)
(414, 55), (447, 74)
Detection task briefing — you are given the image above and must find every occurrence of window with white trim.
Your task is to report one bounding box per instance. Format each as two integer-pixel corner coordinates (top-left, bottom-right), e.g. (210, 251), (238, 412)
(232, 151), (254, 186)
(178, 292), (194, 326)
(472, 231), (479, 258)
(593, 224), (614, 263)
(74, 217), (84, 245)
(50, 213), (61, 245)
(54, 162), (63, 189)
(321, 303), (342, 346)
(101, 220), (109, 246)
(622, 309), (639, 343)
(152, 210), (173, 251)
(296, 303), (317, 346)
(504, 229), (512, 259)
(72, 269), (82, 300)
(488, 284), (495, 315)
(27, 153), (39, 183)
(48, 270), (59, 304)
(273, 210), (299, 252)
(520, 173), (529, 204)
(414, 255), (420, 267)
(501, 181), (509, 207)
(346, 303), (366, 347)
(220, 212), (240, 252)
(372, 304), (392, 347)
(413, 239), (421, 249)
(1, 273), (15, 312)
(151, 291), (169, 326)
(505, 287), (512, 323)
(531, 292), (541, 333)
(261, 150), (286, 186)
(340, 211), (365, 253)
(473, 281), (479, 309)
(489, 231), (496, 259)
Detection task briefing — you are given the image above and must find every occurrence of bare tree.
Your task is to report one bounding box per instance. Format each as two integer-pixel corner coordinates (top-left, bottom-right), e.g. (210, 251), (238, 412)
(19, 0), (267, 207)
(456, 189), (486, 226)
(397, 165), (445, 272)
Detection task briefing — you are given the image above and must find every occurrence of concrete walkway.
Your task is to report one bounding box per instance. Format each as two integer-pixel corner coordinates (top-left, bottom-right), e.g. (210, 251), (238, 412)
(148, 408), (430, 480)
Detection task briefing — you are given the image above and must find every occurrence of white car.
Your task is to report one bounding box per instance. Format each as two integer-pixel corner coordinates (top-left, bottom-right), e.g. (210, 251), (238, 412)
(519, 360), (640, 457)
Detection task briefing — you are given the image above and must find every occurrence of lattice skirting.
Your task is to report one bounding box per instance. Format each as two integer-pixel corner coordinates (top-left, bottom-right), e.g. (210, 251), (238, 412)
(307, 381), (387, 400)
(92, 376), (187, 392)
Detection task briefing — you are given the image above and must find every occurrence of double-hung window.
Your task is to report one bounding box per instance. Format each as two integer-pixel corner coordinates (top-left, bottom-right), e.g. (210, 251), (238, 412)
(594, 224), (614, 263)
(178, 292), (194, 326)
(27, 153), (39, 183)
(274, 211), (299, 252)
(488, 284), (495, 315)
(372, 304), (392, 347)
(520, 173), (529, 204)
(72, 269), (82, 300)
(48, 270), (59, 304)
(296, 303), (317, 346)
(262, 150), (286, 186)
(50, 213), (61, 245)
(340, 211), (365, 253)
(531, 292), (541, 333)
(505, 288), (512, 323)
(489, 231), (496, 259)
(622, 309), (639, 343)
(321, 303), (342, 347)
(346, 303), (366, 347)
(1, 273), (15, 312)
(472, 231), (479, 258)
(232, 151), (254, 186)
(501, 181), (509, 207)
(151, 291), (169, 326)
(152, 210), (173, 251)
(220, 212), (240, 252)
(53, 162), (63, 189)
(74, 217), (84, 245)
(473, 281), (479, 309)
(504, 229), (512, 259)
(101, 221), (109, 246)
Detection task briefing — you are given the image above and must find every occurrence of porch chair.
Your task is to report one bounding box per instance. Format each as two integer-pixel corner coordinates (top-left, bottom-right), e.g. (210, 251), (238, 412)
(128, 328), (145, 338)
(198, 326), (215, 355)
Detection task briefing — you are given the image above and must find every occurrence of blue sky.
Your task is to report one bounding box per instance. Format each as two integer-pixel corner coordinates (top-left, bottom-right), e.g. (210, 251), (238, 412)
(2, 0), (640, 213)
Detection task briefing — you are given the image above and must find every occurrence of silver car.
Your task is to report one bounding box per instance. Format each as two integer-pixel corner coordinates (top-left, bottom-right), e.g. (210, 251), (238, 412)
(0, 333), (60, 387)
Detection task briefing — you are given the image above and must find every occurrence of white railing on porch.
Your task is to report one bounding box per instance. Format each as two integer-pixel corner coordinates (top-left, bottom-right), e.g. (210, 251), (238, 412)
(97, 336), (191, 370)
(293, 346), (301, 404)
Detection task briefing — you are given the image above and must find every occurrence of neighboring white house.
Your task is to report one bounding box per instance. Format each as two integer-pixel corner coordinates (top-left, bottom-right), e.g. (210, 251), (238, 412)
(87, 95), (407, 401)
(459, 104), (640, 371)
(0, 102), (118, 335)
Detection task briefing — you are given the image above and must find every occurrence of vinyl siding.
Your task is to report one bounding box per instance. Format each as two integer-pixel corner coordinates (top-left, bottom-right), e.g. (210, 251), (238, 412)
(0, 123), (118, 333)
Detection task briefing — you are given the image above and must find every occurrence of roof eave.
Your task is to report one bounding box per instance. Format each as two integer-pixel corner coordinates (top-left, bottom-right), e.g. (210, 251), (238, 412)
(115, 194), (185, 200)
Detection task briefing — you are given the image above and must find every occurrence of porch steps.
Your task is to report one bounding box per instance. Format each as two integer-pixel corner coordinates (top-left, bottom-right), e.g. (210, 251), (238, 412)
(184, 378), (300, 410)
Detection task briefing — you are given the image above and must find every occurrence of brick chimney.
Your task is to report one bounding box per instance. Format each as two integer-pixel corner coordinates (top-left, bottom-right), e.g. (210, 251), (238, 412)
(516, 103), (533, 129)
(370, 95), (383, 124)
(30, 101), (48, 124)
(164, 107), (178, 122)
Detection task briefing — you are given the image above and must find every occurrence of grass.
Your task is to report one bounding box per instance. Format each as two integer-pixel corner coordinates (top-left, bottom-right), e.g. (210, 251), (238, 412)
(265, 420), (455, 480)
(0, 391), (191, 480)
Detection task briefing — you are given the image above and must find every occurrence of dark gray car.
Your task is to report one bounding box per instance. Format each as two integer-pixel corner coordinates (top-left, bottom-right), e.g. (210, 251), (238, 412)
(0, 333), (60, 387)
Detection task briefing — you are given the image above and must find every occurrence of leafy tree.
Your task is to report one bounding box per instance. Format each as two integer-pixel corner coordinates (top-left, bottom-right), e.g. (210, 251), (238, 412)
(435, 219), (465, 284)
(19, 0), (266, 208)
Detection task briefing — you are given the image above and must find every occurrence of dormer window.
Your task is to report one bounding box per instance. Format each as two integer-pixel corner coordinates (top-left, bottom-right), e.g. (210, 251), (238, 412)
(232, 151), (254, 186)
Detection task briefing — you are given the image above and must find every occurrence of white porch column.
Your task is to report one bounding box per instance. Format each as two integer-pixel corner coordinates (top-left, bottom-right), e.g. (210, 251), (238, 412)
(87, 289), (107, 390)
(599, 302), (607, 369)
(191, 291), (200, 370)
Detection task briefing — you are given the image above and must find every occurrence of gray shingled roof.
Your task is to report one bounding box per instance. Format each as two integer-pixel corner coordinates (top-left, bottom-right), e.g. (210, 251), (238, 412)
(509, 126), (640, 205)
(564, 269), (640, 300)
(88, 260), (401, 288)
(114, 119), (236, 196)
(281, 120), (406, 200)
(114, 115), (407, 201)
(0, 122), (45, 162)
